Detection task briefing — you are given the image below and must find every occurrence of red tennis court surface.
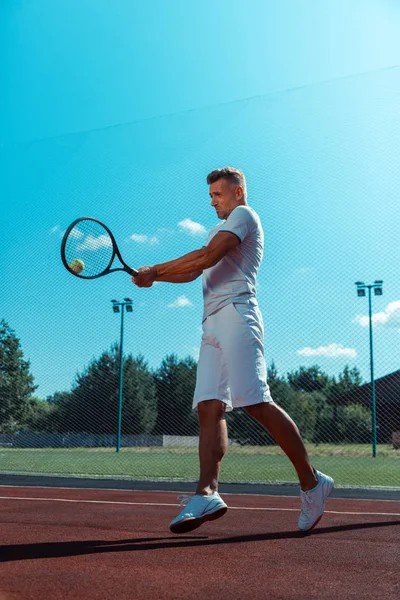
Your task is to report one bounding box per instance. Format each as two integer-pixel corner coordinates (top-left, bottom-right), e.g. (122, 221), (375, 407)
(0, 485), (399, 600)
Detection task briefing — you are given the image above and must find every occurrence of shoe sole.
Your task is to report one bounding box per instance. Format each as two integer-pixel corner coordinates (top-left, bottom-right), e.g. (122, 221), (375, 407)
(304, 513), (323, 532)
(299, 478), (334, 532)
(170, 506), (228, 534)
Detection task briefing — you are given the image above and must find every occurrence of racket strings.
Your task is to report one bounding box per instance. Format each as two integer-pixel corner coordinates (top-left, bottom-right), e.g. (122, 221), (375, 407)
(64, 220), (114, 277)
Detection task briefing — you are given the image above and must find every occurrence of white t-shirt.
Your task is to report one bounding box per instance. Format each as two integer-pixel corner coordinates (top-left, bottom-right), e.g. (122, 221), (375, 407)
(202, 205), (264, 321)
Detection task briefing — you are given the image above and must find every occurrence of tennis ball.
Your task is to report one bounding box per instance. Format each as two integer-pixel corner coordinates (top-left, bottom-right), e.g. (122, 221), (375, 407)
(69, 258), (85, 274)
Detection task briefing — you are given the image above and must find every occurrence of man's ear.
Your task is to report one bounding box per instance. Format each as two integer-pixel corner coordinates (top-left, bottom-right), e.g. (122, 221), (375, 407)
(236, 185), (244, 200)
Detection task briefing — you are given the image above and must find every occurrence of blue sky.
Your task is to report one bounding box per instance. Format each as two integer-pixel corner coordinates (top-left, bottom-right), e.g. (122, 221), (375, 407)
(2, 0), (400, 399)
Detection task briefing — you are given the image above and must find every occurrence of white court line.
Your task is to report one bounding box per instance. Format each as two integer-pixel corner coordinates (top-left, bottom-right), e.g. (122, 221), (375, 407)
(0, 484), (399, 503)
(0, 496), (399, 517)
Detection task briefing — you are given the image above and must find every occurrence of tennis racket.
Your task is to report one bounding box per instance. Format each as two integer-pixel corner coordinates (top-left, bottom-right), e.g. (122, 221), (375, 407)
(61, 217), (138, 279)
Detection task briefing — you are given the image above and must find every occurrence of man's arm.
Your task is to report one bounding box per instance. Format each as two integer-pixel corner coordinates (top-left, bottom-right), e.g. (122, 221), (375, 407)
(132, 231), (240, 287)
(155, 231), (240, 277)
(155, 271), (203, 283)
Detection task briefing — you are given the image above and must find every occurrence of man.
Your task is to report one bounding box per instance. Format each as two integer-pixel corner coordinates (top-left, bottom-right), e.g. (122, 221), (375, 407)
(132, 167), (333, 534)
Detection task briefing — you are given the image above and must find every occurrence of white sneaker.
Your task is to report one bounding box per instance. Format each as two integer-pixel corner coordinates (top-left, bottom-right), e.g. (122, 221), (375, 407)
(298, 470), (334, 531)
(169, 492), (228, 534)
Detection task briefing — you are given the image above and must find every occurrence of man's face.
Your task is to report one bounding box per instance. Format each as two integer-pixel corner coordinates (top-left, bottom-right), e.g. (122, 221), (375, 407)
(209, 178), (242, 220)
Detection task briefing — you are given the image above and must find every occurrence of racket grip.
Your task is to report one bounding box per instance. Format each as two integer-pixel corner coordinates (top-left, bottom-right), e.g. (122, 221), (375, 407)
(128, 267), (139, 277)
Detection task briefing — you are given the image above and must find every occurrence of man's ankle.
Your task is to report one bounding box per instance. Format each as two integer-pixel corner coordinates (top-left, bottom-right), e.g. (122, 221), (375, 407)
(195, 486), (217, 496)
(300, 470), (319, 492)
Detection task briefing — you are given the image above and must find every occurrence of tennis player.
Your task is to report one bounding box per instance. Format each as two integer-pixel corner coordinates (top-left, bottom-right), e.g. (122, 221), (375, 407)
(132, 167), (334, 533)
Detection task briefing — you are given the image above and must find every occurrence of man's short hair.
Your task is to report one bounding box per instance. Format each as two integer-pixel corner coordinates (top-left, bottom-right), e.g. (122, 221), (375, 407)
(206, 167), (247, 201)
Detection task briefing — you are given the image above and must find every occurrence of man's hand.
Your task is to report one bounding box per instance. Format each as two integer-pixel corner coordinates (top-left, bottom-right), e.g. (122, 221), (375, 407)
(132, 266), (157, 288)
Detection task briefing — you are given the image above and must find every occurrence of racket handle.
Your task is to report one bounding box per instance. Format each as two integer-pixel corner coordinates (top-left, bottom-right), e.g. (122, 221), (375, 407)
(127, 267), (139, 277)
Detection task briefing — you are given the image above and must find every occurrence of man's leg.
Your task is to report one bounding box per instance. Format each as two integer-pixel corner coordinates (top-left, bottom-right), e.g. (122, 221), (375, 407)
(196, 399), (228, 495)
(244, 401), (334, 531)
(169, 399), (228, 533)
(244, 401), (317, 491)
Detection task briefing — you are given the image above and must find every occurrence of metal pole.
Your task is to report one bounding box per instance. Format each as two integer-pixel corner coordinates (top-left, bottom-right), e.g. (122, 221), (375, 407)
(116, 304), (125, 453)
(368, 286), (377, 458)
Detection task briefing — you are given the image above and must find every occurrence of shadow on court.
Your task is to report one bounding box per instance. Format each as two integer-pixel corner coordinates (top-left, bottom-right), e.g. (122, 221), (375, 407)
(1, 520), (400, 563)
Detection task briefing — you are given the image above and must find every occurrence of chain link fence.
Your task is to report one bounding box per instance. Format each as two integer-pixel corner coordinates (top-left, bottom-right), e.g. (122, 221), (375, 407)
(2, 68), (400, 488)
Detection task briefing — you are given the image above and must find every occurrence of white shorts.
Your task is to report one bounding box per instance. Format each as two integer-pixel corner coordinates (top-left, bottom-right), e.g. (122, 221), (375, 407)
(193, 301), (273, 412)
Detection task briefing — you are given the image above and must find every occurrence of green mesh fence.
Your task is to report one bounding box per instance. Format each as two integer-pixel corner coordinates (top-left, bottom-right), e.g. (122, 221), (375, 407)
(1, 68), (400, 488)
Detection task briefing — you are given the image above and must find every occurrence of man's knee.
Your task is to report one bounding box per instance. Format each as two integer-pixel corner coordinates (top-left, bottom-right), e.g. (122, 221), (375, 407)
(245, 401), (276, 418)
(197, 399), (227, 423)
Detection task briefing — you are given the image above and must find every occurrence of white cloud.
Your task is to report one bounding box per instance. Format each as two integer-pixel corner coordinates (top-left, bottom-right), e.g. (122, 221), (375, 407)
(51, 225), (66, 238)
(131, 234), (147, 243)
(353, 300), (400, 330)
(297, 343), (357, 358)
(70, 228), (84, 239)
(77, 234), (112, 251)
(178, 218), (207, 236)
(130, 233), (159, 245)
(168, 295), (193, 308)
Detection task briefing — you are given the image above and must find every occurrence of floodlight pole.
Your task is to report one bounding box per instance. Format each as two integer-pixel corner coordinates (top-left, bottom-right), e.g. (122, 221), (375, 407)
(354, 281), (383, 457)
(117, 305), (125, 454)
(111, 299), (133, 453)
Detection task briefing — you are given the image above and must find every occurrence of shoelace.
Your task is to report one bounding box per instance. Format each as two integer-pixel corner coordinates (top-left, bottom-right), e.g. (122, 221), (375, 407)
(177, 494), (191, 507)
(300, 491), (314, 515)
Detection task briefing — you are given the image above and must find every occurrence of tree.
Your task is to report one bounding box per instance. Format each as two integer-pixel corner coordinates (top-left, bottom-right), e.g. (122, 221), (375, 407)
(312, 403), (336, 443)
(59, 346), (157, 434)
(120, 355), (157, 434)
(267, 360), (280, 383)
(227, 365), (295, 446)
(0, 320), (37, 432)
(268, 377), (297, 415)
(323, 365), (364, 442)
(153, 355), (199, 435)
(290, 391), (319, 443)
(226, 408), (275, 446)
(39, 391), (73, 432)
(328, 365), (363, 402)
(24, 396), (56, 432)
(287, 365), (333, 394)
(339, 404), (372, 443)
